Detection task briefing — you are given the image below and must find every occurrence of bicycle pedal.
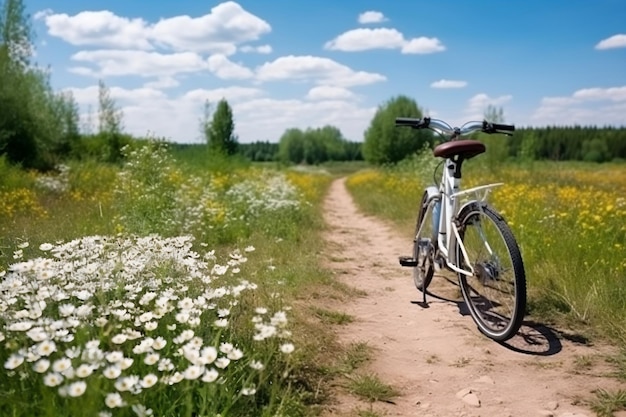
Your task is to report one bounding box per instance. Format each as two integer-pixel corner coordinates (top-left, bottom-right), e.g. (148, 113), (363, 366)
(398, 256), (417, 267)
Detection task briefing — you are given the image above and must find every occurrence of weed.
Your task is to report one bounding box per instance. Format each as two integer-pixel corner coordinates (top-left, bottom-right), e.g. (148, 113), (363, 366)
(348, 373), (399, 404)
(590, 389), (626, 417)
(339, 342), (372, 373)
(313, 307), (354, 325)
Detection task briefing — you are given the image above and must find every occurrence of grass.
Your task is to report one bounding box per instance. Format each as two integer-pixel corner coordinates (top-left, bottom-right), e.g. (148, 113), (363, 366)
(590, 389), (626, 417)
(312, 307), (354, 325)
(337, 342), (372, 374)
(347, 373), (399, 404)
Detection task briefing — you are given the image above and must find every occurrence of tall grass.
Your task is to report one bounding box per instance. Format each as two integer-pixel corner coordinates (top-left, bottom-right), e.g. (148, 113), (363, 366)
(346, 155), (626, 344)
(0, 141), (334, 416)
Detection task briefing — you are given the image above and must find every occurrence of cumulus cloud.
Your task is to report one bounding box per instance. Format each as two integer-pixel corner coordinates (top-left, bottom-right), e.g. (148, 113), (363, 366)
(464, 93), (513, 120)
(532, 85), (626, 126)
(573, 86), (626, 101)
(68, 84), (373, 142)
(41, 10), (153, 50)
(240, 44), (273, 54)
(143, 77), (180, 89)
(306, 86), (356, 101)
(256, 55), (386, 87)
(358, 11), (387, 24)
(234, 98), (376, 141)
(401, 37), (446, 54)
(325, 28), (445, 54)
(207, 54), (254, 79)
(431, 79), (468, 89)
(38, 2), (271, 54)
(70, 50), (209, 78)
(150, 2), (271, 54)
(595, 34), (626, 50)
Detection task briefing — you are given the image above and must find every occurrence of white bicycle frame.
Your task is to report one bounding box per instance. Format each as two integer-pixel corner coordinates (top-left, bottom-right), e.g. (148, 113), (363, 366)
(417, 161), (504, 280)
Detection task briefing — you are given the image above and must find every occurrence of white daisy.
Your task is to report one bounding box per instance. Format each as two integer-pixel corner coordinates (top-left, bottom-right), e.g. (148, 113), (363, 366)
(43, 372), (64, 387)
(67, 381), (87, 397)
(201, 368), (219, 383)
(33, 359), (50, 373)
(183, 365), (205, 380)
(140, 373), (158, 388)
(280, 343), (295, 354)
(104, 392), (124, 408)
(103, 365), (122, 380)
(4, 354), (24, 370)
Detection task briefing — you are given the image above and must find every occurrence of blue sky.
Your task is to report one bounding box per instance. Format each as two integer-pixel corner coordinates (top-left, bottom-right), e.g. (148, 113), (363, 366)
(26, 0), (626, 143)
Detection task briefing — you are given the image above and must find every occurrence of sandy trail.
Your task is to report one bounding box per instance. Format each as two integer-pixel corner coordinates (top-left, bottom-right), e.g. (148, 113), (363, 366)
(320, 177), (624, 417)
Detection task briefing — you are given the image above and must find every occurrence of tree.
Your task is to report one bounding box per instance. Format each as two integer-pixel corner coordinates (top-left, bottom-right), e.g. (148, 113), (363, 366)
(97, 79), (124, 162)
(481, 105), (510, 170)
(98, 80), (123, 135)
(204, 98), (238, 156)
(0, 0), (40, 167)
(278, 128), (305, 163)
(362, 95), (432, 165)
(0, 0), (32, 69)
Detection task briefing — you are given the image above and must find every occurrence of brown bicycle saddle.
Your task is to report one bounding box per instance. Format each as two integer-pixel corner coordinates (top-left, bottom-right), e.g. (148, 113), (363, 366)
(433, 140), (486, 159)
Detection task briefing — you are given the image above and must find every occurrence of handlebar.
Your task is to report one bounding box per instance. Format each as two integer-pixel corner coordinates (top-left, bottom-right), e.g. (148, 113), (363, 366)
(395, 117), (514, 136)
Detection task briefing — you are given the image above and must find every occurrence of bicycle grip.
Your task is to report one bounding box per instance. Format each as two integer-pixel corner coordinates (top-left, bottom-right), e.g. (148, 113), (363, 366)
(491, 123), (515, 132)
(395, 117), (421, 127)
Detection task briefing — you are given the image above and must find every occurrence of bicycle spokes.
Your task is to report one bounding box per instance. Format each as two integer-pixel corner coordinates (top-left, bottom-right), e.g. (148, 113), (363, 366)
(457, 205), (525, 341)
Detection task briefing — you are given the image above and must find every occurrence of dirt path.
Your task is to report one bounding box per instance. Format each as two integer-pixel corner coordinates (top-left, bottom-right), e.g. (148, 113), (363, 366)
(320, 177), (624, 417)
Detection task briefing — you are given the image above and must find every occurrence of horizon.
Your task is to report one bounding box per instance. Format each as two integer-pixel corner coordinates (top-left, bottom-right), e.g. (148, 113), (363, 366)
(26, 0), (626, 143)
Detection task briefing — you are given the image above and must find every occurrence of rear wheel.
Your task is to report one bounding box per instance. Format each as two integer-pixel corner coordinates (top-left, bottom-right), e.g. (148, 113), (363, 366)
(412, 192), (438, 291)
(455, 202), (526, 341)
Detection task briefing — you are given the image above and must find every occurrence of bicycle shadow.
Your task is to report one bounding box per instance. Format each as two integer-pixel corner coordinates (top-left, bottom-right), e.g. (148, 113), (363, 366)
(410, 282), (572, 356)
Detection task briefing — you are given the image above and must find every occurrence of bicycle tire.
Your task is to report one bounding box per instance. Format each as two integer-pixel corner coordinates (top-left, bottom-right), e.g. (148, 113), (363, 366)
(412, 191), (437, 292)
(455, 202), (526, 341)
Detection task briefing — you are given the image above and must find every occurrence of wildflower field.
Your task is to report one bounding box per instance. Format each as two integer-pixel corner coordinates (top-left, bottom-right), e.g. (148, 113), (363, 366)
(346, 154), (626, 345)
(0, 143), (332, 417)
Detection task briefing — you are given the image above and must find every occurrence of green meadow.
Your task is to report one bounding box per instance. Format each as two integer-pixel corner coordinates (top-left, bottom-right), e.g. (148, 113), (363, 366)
(1, 142), (625, 416)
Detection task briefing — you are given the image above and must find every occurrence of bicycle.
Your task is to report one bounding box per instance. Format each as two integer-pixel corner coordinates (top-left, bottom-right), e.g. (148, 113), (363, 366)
(397, 117), (526, 342)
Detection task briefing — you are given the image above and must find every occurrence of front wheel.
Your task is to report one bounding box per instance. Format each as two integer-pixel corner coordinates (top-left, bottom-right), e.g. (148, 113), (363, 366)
(455, 202), (526, 341)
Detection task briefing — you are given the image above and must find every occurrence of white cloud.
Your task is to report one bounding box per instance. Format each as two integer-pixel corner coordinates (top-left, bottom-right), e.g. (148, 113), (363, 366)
(431, 79), (468, 89)
(33, 8), (53, 20)
(325, 28), (403, 51)
(240, 44), (272, 54)
(234, 98), (376, 141)
(255, 55), (386, 87)
(595, 34), (626, 50)
(38, 2), (271, 54)
(143, 77), (180, 89)
(358, 11), (387, 24)
(306, 86), (356, 101)
(41, 10), (153, 50)
(181, 87), (265, 103)
(325, 28), (445, 54)
(207, 54), (254, 79)
(70, 50), (208, 78)
(572, 86), (626, 101)
(401, 37), (446, 54)
(68, 83), (373, 142)
(68, 48), (384, 88)
(68, 85), (167, 105)
(150, 2), (271, 54)
(532, 85), (626, 126)
(464, 93), (513, 120)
